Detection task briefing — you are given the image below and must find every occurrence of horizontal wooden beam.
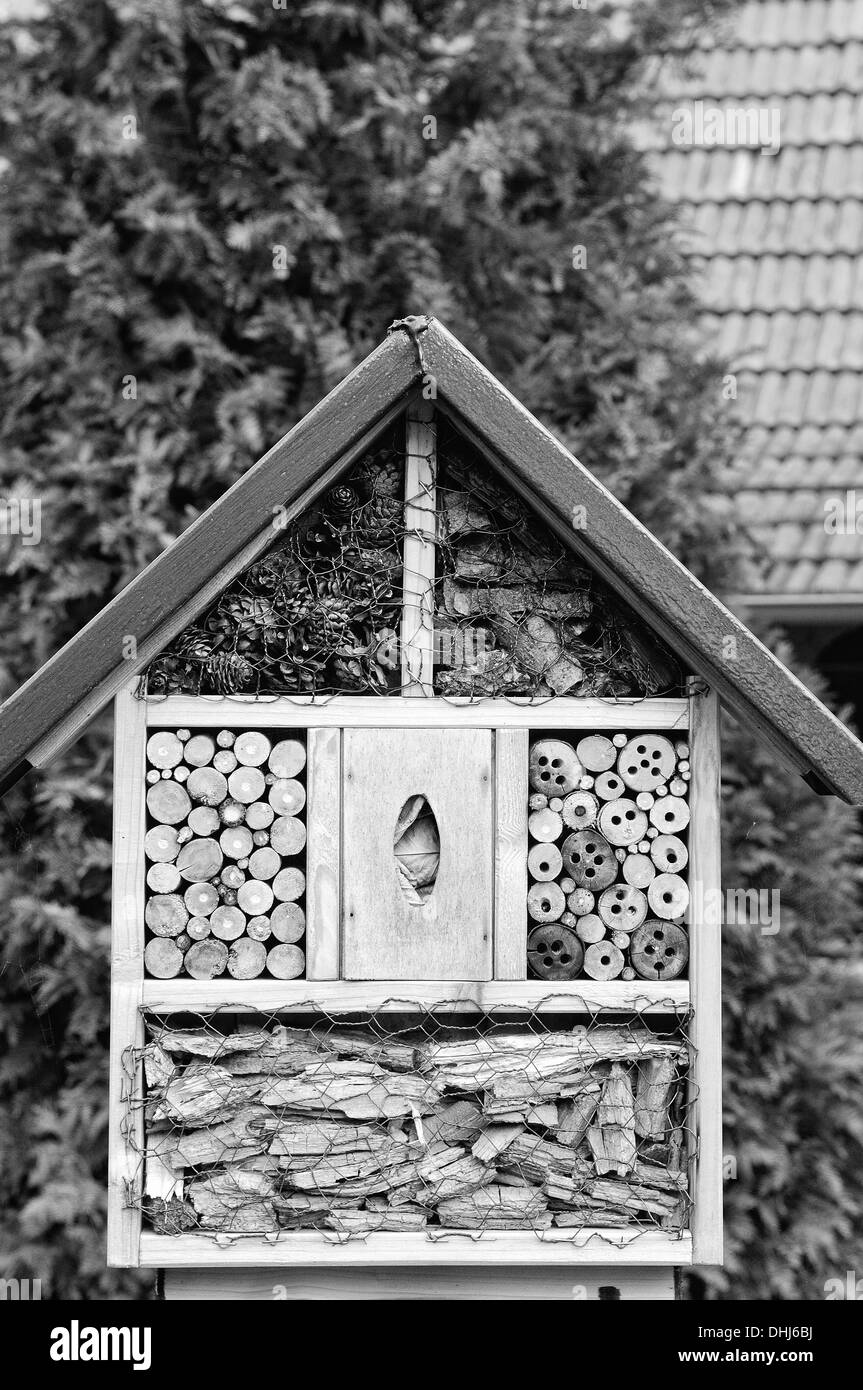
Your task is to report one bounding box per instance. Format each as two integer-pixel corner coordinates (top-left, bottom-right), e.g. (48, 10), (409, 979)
(140, 979), (689, 1014)
(163, 1265), (676, 1300)
(142, 1229), (691, 1269)
(143, 695), (689, 730)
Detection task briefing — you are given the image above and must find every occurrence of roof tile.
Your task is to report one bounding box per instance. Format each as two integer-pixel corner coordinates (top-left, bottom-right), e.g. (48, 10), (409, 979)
(651, 0), (863, 596)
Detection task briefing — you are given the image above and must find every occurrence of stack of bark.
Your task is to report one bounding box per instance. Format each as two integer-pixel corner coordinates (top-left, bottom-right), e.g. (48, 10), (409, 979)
(141, 1021), (689, 1238)
(432, 451), (679, 699)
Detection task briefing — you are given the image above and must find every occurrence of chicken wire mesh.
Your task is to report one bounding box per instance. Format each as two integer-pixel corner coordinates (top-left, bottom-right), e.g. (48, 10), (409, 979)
(125, 1003), (693, 1245)
(142, 415), (683, 701)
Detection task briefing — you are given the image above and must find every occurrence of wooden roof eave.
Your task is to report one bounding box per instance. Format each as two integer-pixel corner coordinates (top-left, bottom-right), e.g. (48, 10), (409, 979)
(420, 319), (863, 804)
(0, 331), (420, 792)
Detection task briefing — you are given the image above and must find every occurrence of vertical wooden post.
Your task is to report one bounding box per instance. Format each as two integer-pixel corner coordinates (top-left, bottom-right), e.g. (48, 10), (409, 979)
(107, 679), (147, 1267)
(305, 727), (341, 979)
(401, 397), (436, 695)
(688, 685), (723, 1265)
(494, 729), (529, 979)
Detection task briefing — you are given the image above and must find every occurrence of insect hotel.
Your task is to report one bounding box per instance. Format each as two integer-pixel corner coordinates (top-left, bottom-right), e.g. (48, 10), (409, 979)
(2, 317), (863, 1302)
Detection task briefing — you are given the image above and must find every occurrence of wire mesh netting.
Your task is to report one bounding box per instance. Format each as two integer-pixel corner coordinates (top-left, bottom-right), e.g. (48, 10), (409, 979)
(143, 416), (683, 700)
(127, 1004), (693, 1244)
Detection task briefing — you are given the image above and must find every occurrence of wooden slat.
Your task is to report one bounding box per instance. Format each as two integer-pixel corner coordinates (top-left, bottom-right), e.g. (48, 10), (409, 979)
(107, 682), (147, 1268)
(0, 337), (418, 786)
(423, 316), (863, 803)
(494, 728), (528, 979)
(688, 686), (724, 1265)
(304, 727), (340, 980)
(400, 397), (436, 695)
(341, 728), (493, 980)
(143, 695), (690, 730)
(163, 1265), (676, 1300)
(143, 1229), (691, 1268)
(141, 979), (689, 1012)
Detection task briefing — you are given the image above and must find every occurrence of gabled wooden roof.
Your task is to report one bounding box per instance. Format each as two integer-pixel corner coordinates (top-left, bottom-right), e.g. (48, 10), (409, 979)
(3, 316), (863, 803)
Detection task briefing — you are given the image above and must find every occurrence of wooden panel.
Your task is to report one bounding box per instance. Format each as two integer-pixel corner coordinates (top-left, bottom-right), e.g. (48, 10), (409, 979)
(425, 316), (863, 803)
(342, 728), (493, 979)
(0, 337), (418, 787)
(305, 727), (340, 979)
(401, 398), (436, 695)
(107, 682), (147, 1268)
(144, 695), (690, 730)
(688, 686), (724, 1265)
(141, 979), (689, 1012)
(144, 1229), (691, 1268)
(164, 1265), (676, 1300)
(495, 728), (528, 979)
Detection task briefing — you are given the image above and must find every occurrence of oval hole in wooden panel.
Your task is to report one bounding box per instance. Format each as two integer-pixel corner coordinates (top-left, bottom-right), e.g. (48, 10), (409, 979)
(393, 794), (440, 906)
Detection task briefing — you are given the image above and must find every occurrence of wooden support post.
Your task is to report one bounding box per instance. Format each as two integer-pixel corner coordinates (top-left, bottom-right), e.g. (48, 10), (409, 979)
(688, 685), (723, 1265)
(305, 727), (341, 979)
(401, 397), (436, 695)
(495, 729), (529, 979)
(107, 680), (147, 1267)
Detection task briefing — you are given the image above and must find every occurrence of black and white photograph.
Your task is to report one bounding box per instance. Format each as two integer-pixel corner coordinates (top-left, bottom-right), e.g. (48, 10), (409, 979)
(0, 0), (861, 1340)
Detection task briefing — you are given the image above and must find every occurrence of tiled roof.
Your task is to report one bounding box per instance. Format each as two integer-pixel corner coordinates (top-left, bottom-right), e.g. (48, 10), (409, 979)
(649, 0), (863, 600)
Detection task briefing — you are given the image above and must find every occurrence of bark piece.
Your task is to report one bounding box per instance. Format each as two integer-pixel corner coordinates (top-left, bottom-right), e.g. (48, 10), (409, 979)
(500, 1133), (592, 1187)
(269, 1119), (390, 1158)
(437, 1184), (552, 1230)
(411, 1099), (484, 1147)
(412, 1146), (492, 1204)
(471, 1124), (524, 1164)
(494, 613), (582, 693)
(142, 1042), (176, 1090)
(259, 1061), (441, 1121)
(557, 1086), (601, 1147)
(635, 1055), (678, 1139)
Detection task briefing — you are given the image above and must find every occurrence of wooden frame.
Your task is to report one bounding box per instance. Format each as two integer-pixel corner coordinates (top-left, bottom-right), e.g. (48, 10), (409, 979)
(494, 729), (529, 979)
(103, 401), (720, 1280)
(162, 1264), (676, 1300)
(305, 727), (340, 979)
(142, 696), (690, 730)
(107, 680), (147, 1266)
(140, 980), (689, 1012)
(688, 686), (724, 1264)
(401, 396), (436, 694)
(142, 1230), (692, 1269)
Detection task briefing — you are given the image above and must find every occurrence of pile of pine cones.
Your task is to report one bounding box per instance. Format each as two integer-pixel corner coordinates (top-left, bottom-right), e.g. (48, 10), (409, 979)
(147, 451), (406, 696)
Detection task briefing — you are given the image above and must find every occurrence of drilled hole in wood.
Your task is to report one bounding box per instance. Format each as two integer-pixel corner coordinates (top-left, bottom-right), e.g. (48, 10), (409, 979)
(393, 794), (440, 906)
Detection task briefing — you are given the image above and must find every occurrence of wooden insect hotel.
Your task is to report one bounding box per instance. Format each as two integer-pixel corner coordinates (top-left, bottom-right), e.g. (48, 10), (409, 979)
(3, 316), (863, 1301)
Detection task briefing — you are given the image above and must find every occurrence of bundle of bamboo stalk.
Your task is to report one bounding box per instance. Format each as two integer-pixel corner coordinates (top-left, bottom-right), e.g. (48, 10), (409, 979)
(143, 729), (307, 980)
(140, 1019), (689, 1238)
(527, 733), (692, 982)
